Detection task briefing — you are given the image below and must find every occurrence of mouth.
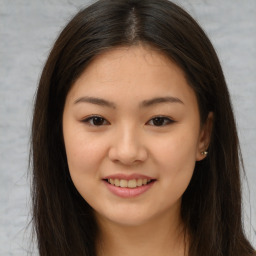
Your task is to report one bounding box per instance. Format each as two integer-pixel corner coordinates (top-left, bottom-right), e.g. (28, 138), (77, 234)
(102, 174), (156, 198)
(104, 178), (155, 188)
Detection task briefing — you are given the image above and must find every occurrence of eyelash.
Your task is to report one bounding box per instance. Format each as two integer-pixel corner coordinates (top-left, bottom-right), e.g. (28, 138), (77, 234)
(82, 115), (110, 126)
(146, 116), (175, 126)
(81, 115), (175, 127)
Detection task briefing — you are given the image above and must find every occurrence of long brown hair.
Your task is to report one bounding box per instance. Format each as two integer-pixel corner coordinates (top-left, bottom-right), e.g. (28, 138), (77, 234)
(31, 0), (255, 255)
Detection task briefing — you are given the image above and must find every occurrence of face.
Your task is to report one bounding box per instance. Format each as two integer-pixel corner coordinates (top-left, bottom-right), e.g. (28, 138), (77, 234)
(63, 44), (211, 227)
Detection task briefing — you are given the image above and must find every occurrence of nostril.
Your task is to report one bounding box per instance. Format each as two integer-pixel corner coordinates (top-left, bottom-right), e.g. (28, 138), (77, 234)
(108, 140), (148, 165)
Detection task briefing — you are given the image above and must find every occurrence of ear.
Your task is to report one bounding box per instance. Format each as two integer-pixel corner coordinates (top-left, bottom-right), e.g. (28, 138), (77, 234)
(196, 112), (214, 161)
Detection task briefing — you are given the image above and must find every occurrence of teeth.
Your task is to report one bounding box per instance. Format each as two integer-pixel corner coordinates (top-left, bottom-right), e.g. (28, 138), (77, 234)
(114, 179), (120, 186)
(120, 180), (128, 188)
(137, 179), (142, 186)
(128, 179), (136, 188)
(107, 178), (152, 188)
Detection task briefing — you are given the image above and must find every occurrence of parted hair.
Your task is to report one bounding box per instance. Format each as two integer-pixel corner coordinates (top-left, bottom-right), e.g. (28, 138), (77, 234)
(31, 0), (255, 255)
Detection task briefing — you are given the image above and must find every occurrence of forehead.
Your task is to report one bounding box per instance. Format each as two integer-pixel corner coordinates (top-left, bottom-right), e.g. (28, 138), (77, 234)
(66, 44), (197, 108)
(78, 44), (183, 84)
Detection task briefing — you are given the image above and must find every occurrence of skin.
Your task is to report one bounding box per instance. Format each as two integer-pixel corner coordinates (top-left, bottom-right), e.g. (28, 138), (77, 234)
(63, 44), (212, 256)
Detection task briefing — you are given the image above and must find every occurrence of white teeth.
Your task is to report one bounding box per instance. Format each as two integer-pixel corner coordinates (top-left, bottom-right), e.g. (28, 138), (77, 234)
(128, 179), (136, 188)
(120, 179), (128, 188)
(107, 178), (152, 188)
(114, 179), (120, 186)
(137, 179), (142, 186)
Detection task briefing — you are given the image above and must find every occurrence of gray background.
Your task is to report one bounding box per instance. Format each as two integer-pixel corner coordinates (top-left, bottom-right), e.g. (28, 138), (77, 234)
(0, 0), (255, 254)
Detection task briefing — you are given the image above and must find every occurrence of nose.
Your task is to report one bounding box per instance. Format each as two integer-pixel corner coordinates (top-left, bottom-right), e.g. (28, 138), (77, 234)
(108, 125), (148, 165)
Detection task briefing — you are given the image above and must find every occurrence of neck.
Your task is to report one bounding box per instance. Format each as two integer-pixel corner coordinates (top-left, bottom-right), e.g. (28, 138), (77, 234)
(95, 206), (188, 256)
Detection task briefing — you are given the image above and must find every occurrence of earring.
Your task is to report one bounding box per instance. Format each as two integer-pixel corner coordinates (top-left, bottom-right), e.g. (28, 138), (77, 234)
(200, 151), (208, 156)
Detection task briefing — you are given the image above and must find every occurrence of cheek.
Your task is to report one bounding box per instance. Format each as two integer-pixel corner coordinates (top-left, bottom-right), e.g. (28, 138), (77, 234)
(151, 129), (199, 193)
(64, 134), (108, 201)
(63, 125), (107, 179)
(67, 141), (103, 173)
(152, 130), (199, 166)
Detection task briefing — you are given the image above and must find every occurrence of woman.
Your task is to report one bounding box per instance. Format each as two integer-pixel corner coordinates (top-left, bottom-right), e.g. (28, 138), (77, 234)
(31, 0), (255, 255)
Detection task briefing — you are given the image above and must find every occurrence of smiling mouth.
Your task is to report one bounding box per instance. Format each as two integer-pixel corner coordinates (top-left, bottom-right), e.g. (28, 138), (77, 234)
(105, 178), (154, 188)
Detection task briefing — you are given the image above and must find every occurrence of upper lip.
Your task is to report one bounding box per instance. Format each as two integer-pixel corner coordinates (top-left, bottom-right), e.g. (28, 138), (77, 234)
(103, 174), (156, 180)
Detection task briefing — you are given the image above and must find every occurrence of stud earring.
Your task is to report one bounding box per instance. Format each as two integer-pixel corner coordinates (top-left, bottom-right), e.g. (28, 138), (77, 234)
(201, 151), (208, 156)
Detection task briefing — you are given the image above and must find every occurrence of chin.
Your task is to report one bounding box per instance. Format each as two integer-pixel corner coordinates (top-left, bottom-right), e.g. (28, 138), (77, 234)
(95, 208), (154, 227)
(109, 216), (151, 227)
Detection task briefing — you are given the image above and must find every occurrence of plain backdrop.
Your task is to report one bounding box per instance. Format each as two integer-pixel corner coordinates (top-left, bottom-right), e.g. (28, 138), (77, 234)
(0, 0), (255, 254)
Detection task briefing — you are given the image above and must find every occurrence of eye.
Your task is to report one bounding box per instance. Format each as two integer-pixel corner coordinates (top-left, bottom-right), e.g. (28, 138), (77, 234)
(82, 115), (110, 126)
(146, 116), (175, 126)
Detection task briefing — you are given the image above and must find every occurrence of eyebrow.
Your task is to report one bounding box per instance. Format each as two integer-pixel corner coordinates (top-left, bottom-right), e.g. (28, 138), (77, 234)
(74, 96), (184, 108)
(74, 96), (116, 109)
(140, 96), (184, 107)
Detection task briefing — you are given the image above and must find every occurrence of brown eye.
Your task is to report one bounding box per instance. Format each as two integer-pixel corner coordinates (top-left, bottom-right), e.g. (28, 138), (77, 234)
(147, 116), (174, 126)
(82, 116), (109, 126)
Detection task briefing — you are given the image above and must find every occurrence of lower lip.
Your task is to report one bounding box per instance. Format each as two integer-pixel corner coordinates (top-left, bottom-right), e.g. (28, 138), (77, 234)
(104, 180), (155, 198)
